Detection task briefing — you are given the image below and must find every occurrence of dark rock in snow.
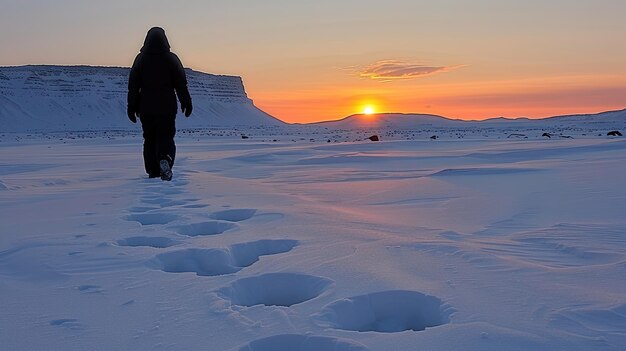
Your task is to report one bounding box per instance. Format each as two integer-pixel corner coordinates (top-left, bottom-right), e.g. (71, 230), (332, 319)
(607, 130), (623, 136)
(542, 133), (552, 138)
(241, 135), (249, 139)
(368, 135), (380, 141)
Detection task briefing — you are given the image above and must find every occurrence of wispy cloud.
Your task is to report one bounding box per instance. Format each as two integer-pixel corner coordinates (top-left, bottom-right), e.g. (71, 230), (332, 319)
(358, 60), (463, 82)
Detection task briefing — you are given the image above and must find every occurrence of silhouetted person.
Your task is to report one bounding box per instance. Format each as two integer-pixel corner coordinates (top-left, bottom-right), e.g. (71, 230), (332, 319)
(127, 27), (192, 181)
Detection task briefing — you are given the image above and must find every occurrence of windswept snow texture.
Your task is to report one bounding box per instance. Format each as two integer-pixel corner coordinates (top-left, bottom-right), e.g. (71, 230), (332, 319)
(0, 65), (283, 132)
(1, 127), (626, 350)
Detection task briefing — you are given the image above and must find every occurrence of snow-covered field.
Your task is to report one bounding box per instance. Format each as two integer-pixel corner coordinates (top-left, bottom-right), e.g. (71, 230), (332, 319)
(1, 128), (625, 350)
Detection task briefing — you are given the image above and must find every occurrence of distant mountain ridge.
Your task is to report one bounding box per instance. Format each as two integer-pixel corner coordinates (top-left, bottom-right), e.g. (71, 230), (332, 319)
(0, 65), (284, 132)
(316, 109), (626, 130)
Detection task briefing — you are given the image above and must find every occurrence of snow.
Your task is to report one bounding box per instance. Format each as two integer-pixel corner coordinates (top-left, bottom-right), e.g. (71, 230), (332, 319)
(1, 119), (626, 350)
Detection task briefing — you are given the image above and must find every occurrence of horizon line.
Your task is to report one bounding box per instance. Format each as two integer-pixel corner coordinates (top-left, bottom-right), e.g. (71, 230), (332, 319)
(2, 64), (624, 124)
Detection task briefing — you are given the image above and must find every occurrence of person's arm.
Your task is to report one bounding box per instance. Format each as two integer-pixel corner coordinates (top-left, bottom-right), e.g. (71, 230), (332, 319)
(127, 54), (142, 122)
(171, 54), (192, 117)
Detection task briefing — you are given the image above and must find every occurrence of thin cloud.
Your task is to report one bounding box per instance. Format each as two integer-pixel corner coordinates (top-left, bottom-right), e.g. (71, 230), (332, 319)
(358, 60), (463, 82)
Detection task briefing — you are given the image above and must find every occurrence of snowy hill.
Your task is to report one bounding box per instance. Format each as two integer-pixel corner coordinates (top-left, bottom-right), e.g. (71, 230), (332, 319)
(0, 65), (284, 132)
(315, 113), (461, 129)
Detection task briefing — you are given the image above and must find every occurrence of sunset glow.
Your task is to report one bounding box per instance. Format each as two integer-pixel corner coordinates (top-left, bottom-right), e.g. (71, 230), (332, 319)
(363, 106), (375, 115)
(1, 1), (625, 123)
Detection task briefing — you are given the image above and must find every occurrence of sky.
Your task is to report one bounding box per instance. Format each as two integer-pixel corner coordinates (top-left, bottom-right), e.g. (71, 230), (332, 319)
(1, 0), (626, 123)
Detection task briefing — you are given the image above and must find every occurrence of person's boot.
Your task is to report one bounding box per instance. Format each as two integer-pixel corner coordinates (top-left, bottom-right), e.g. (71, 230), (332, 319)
(159, 155), (173, 181)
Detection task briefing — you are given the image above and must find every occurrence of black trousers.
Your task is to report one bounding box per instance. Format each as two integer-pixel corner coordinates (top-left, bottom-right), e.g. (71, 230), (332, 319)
(140, 114), (176, 176)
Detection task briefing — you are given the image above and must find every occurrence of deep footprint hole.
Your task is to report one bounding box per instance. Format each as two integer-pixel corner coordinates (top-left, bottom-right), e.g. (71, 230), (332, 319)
(176, 221), (237, 237)
(116, 236), (179, 248)
(152, 248), (239, 276)
(150, 239), (298, 277)
(317, 290), (451, 333)
(238, 334), (369, 351)
(209, 209), (257, 222)
(125, 213), (179, 225)
(229, 239), (298, 267)
(218, 273), (333, 307)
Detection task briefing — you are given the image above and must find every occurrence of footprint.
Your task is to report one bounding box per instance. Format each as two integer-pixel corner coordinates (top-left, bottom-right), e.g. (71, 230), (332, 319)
(228, 240), (298, 267)
(159, 200), (188, 208)
(237, 334), (369, 351)
(141, 197), (174, 206)
(209, 209), (257, 222)
(128, 206), (159, 213)
(125, 213), (179, 226)
(217, 273), (333, 307)
(149, 239), (298, 277)
(175, 221), (237, 237)
(315, 290), (452, 333)
(116, 236), (180, 248)
(182, 204), (208, 209)
(76, 285), (104, 294)
(50, 318), (82, 330)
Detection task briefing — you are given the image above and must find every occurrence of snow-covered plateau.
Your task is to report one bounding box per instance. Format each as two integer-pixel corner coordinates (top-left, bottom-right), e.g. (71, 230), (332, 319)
(1, 65), (625, 350)
(0, 65), (283, 132)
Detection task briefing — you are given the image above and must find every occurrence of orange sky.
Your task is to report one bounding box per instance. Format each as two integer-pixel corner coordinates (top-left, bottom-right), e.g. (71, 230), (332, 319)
(250, 73), (626, 123)
(2, 1), (626, 123)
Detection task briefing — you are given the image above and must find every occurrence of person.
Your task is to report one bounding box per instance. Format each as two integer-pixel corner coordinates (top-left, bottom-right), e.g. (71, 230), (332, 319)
(127, 27), (192, 181)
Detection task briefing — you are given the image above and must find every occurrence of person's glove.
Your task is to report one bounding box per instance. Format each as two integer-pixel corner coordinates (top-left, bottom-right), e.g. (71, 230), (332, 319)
(127, 106), (137, 123)
(182, 103), (192, 117)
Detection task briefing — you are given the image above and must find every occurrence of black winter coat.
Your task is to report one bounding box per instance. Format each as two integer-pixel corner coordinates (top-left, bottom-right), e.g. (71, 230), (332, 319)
(128, 27), (192, 117)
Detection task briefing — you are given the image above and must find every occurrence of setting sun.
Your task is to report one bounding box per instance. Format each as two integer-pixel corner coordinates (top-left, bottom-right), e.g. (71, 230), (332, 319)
(364, 106), (375, 115)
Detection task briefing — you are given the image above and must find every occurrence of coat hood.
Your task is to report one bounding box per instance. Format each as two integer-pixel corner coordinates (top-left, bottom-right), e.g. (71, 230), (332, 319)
(141, 27), (170, 53)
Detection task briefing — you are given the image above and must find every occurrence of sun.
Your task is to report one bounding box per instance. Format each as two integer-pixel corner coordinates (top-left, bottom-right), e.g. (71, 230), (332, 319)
(363, 106), (375, 115)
